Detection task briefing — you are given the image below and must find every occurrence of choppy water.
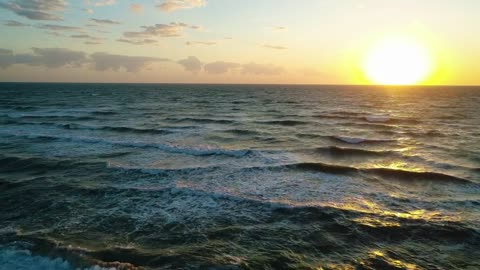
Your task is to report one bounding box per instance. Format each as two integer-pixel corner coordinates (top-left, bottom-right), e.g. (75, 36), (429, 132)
(0, 83), (479, 269)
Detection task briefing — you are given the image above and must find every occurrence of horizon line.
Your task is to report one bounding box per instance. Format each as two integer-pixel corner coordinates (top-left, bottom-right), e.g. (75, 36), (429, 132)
(0, 81), (479, 87)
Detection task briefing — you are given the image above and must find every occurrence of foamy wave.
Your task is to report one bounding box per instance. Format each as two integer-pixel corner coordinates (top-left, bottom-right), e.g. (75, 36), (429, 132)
(1, 132), (252, 158)
(0, 248), (114, 270)
(332, 135), (394, 144)
(365, 115), (391, 123)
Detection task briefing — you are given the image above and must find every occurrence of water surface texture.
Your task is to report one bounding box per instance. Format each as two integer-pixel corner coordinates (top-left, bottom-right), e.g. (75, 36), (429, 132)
(0, 83), (479, 269)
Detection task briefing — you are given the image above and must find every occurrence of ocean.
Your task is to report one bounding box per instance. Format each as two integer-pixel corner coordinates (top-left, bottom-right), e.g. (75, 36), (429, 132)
(0, 83), (479, 269)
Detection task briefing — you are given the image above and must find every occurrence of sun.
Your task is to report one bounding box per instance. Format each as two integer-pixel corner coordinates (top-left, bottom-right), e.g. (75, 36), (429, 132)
(363, 37), (433, 85)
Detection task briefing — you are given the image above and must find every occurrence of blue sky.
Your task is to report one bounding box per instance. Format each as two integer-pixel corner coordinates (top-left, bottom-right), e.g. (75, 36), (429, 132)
(0, 0), (478, 84)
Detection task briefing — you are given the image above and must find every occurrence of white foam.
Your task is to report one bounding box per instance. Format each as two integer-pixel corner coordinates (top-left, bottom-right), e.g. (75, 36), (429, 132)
(0, 248), (115, 270)
(0, 130), (251, 158)
(365, 115), (390, 123)
(334, 136), (366, 144)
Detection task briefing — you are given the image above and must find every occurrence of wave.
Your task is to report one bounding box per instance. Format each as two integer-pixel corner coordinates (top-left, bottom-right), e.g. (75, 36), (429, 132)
(69, 124), (173, 135)
(90, 110), (117, 115)
(0, 247), (121, 270)
(311, 146), (394, 158)
(286, 162), (358, 174)
(1, 133), (252, 158)
(259, 162), (474, 184)
(364, 168), (474, 184)
(222, 128), (262, 136)
(330, 135), (395, 144)
(2, 121), (174, 135)
(4, 113), (95, 121)
(365, 115), (391, 123)
(164, 117), (235, 124)
(0, 155), (102, 174)
(255, 120), (308, 126)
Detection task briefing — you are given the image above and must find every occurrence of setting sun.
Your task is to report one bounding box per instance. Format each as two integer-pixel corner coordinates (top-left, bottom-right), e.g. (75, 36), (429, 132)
(363, 37), (433, 85)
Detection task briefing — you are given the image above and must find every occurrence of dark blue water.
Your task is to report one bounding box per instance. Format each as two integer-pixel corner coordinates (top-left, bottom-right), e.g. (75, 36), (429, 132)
(0, 83), (479, 269)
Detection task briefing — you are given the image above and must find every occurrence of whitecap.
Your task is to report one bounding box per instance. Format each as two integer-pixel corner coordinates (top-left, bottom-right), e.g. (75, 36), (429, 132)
(333, 136), (366, 144)
(365, 115), (391, 123)
(0, 248), (114, 270)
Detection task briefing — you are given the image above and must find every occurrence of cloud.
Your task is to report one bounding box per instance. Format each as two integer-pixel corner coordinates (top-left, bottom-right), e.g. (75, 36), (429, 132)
(90, 18), (121, 25)
(45, 31), (64, 37)
(37, 24), (82, 32)
(90, 52), (169, 72)
(272, 26), (287, 31)
(85, 41), (101, 45)
(177, 56), (202, 72)
(85, 0), (116, 7)
(70, 34), (97, 39)
(124, 22), (199, 38)
(117, 39), (157, 45)
(263, 44), (288, 50)
(82, 8), (93, 14)
(70, 34), (104, 44)
(0, 48), (15, 68)
(0, 0), (66, 21)
(186, 41), (216, 46)
(15, 48), (87, 68)
(204, 61), (240, 74)
(157, 0), (206, 12)
(0, 47), (172, 72)
(129, 4), (143, 14)
(241, 63), (284, 75)
(4, 20), (29, 27)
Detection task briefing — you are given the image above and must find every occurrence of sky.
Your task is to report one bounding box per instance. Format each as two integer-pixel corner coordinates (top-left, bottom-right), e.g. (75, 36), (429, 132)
(0, 0), (478, 85)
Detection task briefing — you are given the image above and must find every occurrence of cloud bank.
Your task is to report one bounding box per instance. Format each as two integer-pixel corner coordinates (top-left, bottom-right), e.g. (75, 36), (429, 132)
(1, 48), (285, 76)
(90, 53), (169, 72)
(15, 48), (87, 68)
(0, 48), (169, 72)
(204, 61), (240, 74)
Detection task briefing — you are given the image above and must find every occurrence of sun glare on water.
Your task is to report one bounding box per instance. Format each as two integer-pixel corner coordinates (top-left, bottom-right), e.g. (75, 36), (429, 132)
(363, 37), (433, 85)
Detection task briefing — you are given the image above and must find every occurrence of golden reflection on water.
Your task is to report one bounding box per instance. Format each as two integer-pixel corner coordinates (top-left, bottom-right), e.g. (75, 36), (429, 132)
(368, 250), (419, 270)
(331, 197), (459, 227)
(372, 160), (423, 172)
(352, 216), (400, 227)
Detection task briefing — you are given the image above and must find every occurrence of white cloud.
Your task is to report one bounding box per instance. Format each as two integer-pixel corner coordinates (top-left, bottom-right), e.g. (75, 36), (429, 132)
(85, 0), (116, 7)
(82, 8), (93, 14)
(157, 0), (206, 12)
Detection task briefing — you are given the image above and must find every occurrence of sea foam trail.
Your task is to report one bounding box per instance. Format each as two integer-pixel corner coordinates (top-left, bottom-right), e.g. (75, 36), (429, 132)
(0, 132), (252, 158)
